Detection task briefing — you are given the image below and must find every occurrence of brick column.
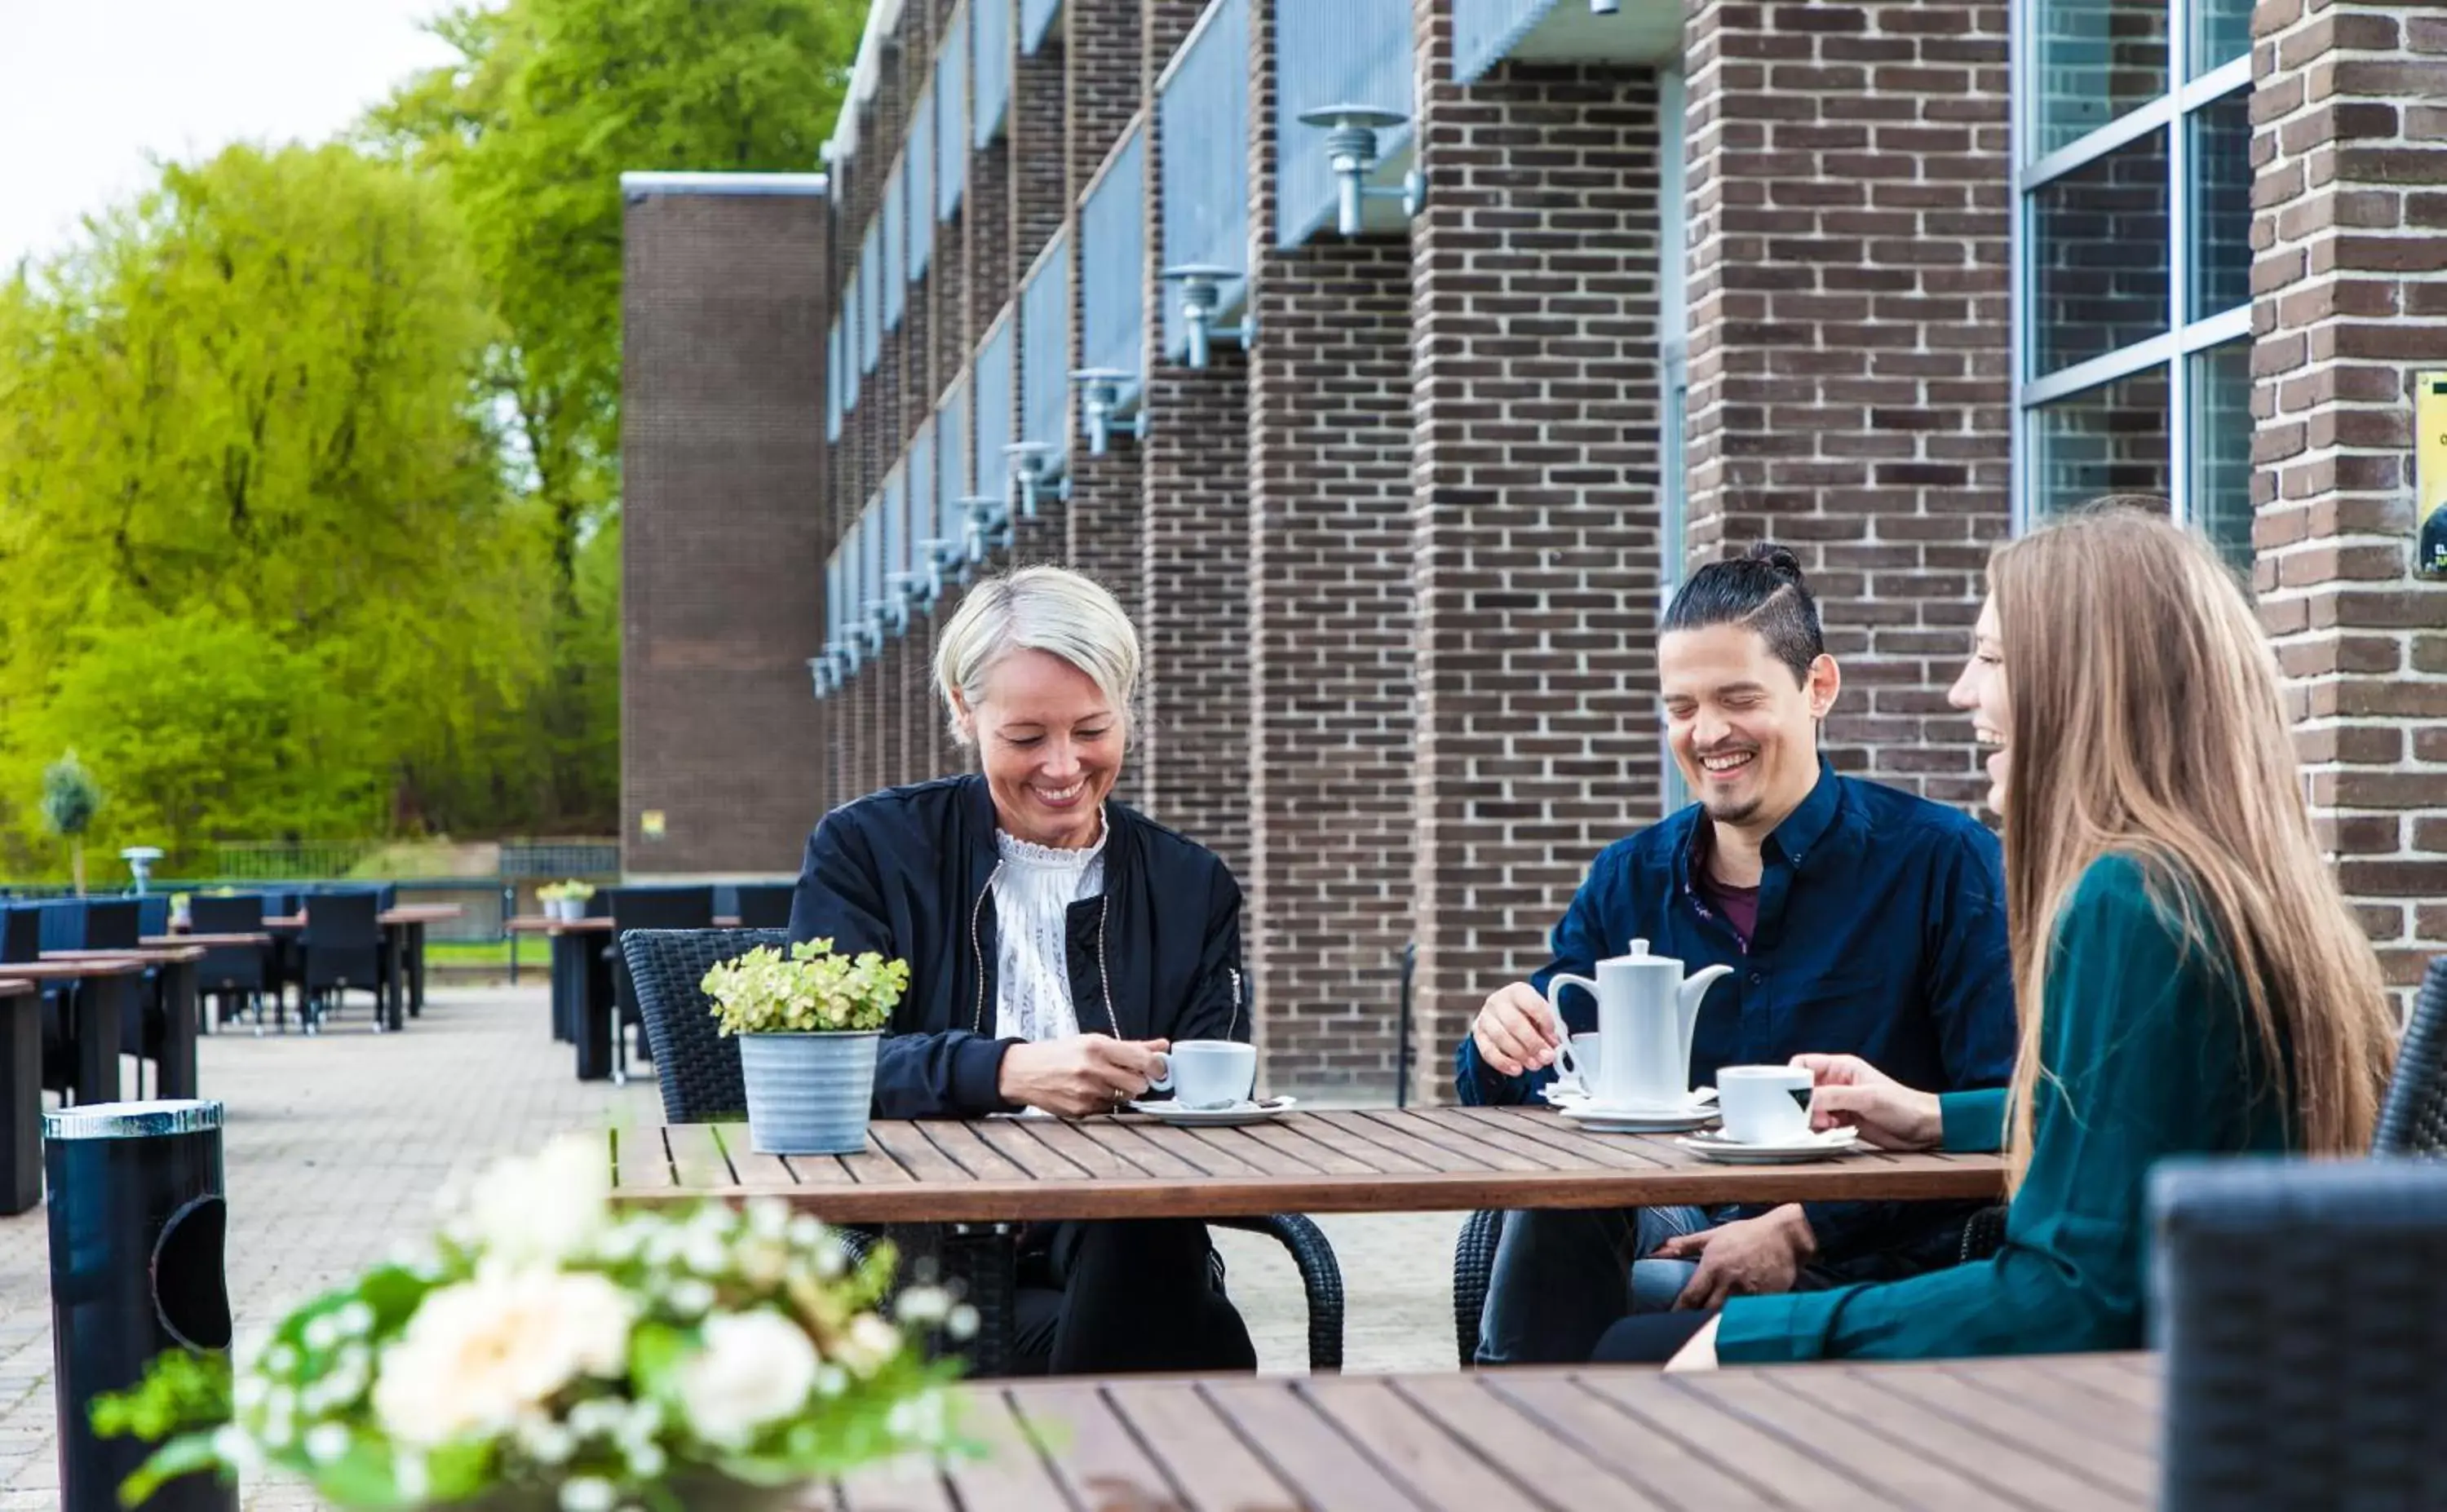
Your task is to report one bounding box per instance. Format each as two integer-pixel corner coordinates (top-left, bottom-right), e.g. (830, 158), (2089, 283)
(1683, 0), (2011, 809)
(2253, 0), (2447, 1001)
(1408, 10), (1673, 1101)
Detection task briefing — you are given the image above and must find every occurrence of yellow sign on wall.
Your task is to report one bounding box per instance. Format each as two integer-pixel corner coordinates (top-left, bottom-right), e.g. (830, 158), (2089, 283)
(2421, 372), (2447, 579)
(639, 810), (666, 842)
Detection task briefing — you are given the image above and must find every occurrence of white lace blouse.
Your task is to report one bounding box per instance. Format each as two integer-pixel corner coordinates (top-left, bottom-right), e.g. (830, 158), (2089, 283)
(990, 825), (1108, 1043)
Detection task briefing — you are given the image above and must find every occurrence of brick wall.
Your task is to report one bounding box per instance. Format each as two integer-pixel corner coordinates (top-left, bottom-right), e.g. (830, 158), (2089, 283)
(1682, 0), (2011, 811)
(2252, 0), (2447, 999)
(620, 185), (834, 873)
(1407, 9), (1674, 1101)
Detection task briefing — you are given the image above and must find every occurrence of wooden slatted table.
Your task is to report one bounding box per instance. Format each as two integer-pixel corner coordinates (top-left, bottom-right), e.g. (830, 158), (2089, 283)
(43, 946), (206, 1095)
(507, 915), (744, 1080)
(833, 1353), (2163, 1511)
(3, 958), (148, 1106)
(610, 1109), (2007, 1222)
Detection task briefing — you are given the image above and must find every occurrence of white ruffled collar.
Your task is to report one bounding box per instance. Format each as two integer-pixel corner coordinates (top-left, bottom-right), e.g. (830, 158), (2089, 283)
(994, 815), (1108, 871)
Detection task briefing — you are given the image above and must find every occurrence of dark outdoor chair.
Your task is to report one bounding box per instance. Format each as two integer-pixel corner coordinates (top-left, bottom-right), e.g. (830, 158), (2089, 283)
(82, 899), (140, 948)
(191, 894), (272, 1031)
(297, 890), (387, 1032)
(604, 886), (717, 1075)
(2374, 957), (2447, 1156)
(137, 895), (170, 936)
(2153, 1156), (2447, 1510)
(732, 884), (796, 930)
(620, 926), (1347, 1376)
(0, 904), (39, 966)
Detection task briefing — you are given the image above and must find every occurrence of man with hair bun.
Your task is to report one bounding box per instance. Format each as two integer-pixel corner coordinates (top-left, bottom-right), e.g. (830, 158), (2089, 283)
(1462, 543), (2019, 1365)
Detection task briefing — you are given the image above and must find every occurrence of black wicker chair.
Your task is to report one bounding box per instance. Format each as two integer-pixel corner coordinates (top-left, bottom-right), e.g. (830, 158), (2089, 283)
(2374, 957), (2447, 1156)
(2153, 1156), (2447, 1510)
(621, 926), (1347, 1374)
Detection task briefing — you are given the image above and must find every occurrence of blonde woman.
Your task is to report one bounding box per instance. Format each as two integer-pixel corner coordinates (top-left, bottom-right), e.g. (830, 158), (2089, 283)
(790, 564), (1255, 1376)
(1600, 505), (2397, 1368)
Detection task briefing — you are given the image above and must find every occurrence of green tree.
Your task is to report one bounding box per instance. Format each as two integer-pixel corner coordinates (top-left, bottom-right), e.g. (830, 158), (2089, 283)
(365, 0), (859, 825)
(39, 752), (102, 894)
(0, 143), (551, 867)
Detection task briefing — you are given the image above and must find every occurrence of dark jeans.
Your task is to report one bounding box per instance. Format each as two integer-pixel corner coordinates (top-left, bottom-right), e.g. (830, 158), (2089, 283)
(1008, 1218), (1258, 1377)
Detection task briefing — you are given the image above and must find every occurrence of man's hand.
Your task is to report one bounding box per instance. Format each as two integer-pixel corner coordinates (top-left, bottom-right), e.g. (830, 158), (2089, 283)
(1656, 1206), (1818, 1311)
(1470, 982), (1562, 1077)
(997, 1034), (1170, 1118)
(1792, 1052), (1945, 1152)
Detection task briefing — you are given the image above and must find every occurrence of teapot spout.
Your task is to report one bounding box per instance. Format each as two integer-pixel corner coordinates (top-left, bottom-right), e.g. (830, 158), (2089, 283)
(1676, 963), (1735, 1059)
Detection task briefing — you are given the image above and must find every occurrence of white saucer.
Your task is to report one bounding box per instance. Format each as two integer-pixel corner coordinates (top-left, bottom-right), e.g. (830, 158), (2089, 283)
(1128, 1095), (1299, 1127)
(1545, 1085), (1717, 1114)
(1675, 1128), (1860, 1164)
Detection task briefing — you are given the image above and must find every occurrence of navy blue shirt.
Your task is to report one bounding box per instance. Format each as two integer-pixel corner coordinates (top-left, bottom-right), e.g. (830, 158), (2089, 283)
(1454, 762), (2017, 1264)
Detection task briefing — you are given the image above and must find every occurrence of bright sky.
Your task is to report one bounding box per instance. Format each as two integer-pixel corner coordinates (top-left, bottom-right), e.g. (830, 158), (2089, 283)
(0, 0), (464, 269)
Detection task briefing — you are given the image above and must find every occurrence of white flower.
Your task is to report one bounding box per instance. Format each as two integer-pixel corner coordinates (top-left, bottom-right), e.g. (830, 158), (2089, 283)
(813, 1364), (848, 1399)
(335, 1301), (375, 1338)
(560, 1477), (617, 1512)
(736, 1238), (790, 1289)
(460, 1138), (612, 1269)
(303, 1314), (342, 1352)
(371, 1269), (635, 1448)
(810, 1239), (847, 1280)
(747, 1200), (790, 1240)
(831, 1315), (902, 1379)
(210, 1424), (265, 1478)
(887, 1391), (949, 1445)
(666, 1278), (717, 1317)
(396, 1452), (430, 1501)
(304, 1423), (350, 1466)
(894, 1286), (950, 1325)
(675, 1310), (820, 1448)
(626, 1440), (668, 1479)
(265, 1344), (299, 1376)
(233, 1374), (269, 1412)
(946, 1304), (980, 1342)
(567, 1399), (626, 1439)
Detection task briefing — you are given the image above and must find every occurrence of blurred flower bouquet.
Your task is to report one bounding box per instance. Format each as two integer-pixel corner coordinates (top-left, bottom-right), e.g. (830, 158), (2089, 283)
(701, 939), (907, 1036)
(95, 1137), (973, 1511)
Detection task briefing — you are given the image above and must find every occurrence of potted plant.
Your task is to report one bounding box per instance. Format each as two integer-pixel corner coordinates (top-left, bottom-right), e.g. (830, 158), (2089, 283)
(706, 939), (908, 1156)
(93, 1136), (975, 1511)
(565, 882), (596, 921)
(40, 750), (102, 896)
(537, 883), (569, 921)
(170, 891), (193, 931)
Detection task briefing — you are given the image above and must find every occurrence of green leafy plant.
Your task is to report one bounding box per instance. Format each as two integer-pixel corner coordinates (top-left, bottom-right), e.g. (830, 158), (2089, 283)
(40, 750), (102, 894)
(170, 892), (192, 913)
(702, 940), (908, 1037)
(538, 883), (570, 904)
(93, 1137), (973, 1510)
(565, 881), (595, 902)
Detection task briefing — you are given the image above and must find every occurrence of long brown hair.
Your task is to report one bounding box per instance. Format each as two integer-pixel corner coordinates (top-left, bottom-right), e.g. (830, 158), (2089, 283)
(1991, 505), (2393, 1186)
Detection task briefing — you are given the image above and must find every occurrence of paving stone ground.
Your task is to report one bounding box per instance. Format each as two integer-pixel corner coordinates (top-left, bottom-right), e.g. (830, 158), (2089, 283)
(0, 984), (1461, 1508)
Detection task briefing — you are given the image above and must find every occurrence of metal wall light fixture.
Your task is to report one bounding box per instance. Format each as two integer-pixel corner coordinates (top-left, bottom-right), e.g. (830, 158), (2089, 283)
(1002, 441), (1066, 515)
(958, 495), (1013, 561)
(918, 535), (968, 596)
(1295, 104), (1423, 237)
(1159, 263), (1255, 369)
(1590, 0), (1619, 13)
(887, 568), (931, 615)
(1069, 369), (1148, 456)
(807, 655), (835, 698)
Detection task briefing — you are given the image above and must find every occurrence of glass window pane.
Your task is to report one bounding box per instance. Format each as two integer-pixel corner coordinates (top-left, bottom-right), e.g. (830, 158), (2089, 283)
(2035, 0), (2167, 155)
(2189, 0), (2251, 77)
(2189, 340), (2253, 577)
(2032, 129), (2170, 376)
(2188, 88), (2250, 321)
(2033, 365), (2171, 520)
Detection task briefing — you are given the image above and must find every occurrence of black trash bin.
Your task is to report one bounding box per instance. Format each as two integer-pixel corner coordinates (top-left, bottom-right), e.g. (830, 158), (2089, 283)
(44, 1099), (236, 1512)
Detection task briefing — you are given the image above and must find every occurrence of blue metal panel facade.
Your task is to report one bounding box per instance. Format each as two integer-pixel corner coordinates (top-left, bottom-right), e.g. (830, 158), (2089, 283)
(1079, 125), (1147, 400)
(1277, 0), (1416, 247)
(826, 316), (844, 441)
(938, 6), (969, 221)
(975, 314), (1016, 507)
(1155, 0), (1248, 358)
(911, 420), (937, 560)
(1454, 0), (1559, 86)
(938, 376), (971, 534)
(909, 88), (936, 280)
(974, 0), (1011, 148)
(1021, 0), (1060, 56)
(860, 225), (882, 372)
(1019, 229), (1072, 460)
(883, 163), (906, 330)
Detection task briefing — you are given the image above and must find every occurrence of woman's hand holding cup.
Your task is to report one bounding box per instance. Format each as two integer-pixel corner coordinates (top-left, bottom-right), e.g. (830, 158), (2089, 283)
(1791, 1053), (1944, 1152)
(999, 1033), (1171, 1118)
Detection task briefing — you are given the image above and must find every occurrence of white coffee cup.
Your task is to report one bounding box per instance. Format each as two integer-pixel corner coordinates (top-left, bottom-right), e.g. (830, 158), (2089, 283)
(1551, 1033), (1604, 1097)
(1716, 1064), (1815, 1145)
(1149, 1041), (1257, 1111)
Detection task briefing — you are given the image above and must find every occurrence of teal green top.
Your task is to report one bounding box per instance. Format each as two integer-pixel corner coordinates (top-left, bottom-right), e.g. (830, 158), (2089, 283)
(1717, 853), (2291, 1363)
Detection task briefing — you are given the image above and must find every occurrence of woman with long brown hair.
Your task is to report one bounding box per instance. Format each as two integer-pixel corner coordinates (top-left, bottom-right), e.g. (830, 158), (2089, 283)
(1597, 503), (2396, 1368)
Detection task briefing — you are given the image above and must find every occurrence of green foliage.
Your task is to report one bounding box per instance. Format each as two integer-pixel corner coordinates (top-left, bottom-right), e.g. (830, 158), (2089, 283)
(39, 752), (101, 838)
(702, 939), (909, 1036)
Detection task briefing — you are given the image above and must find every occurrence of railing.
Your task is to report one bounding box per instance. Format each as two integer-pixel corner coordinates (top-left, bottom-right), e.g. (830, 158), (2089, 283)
(1277, 0), (1415, 247)
(938, 5), (969, 221)
(825, 315), (844, 440)
(1079, 123), (1147, 403)
(910, 418), (937, 564)
(938, 374), (971, 530)
(1021, 0), (1060, 55)
(1155, 0), (1248, 358)
(883, 161), (906, 330)
(210, 840), (380, 879)
(1454, 0), (1559, 86)
(974, 0), (1011, 148)
(1019, 228), (1072, 462)
(909, 87), (936, 281)
(976, 311), (1016, 509)
(860, 223), (883, 372)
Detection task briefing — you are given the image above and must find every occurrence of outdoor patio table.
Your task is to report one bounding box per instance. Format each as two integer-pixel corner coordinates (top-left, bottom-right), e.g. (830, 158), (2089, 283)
(505, 915), (744, 1077)
(0, 979), (42, 1214)
(264, 905), (466, 1031)
(0, 958), (147, 1108)
(42, 944), (205, 1097)
(611, 1110), (2005, 1377)
(828, 1351), (2160, 1511)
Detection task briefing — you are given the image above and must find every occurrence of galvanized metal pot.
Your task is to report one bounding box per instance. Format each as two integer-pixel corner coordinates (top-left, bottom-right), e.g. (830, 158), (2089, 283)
(737, 1031), (881, 1154)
